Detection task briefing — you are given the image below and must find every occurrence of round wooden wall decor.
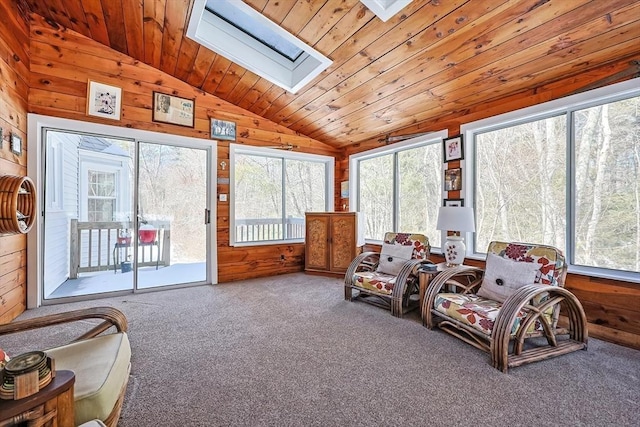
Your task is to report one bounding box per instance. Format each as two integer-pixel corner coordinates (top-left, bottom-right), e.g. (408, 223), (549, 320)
(0, 175), (36, 235)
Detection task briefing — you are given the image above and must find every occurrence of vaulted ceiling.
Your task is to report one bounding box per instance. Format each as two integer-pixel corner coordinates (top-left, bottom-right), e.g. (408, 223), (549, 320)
(22, 0), (640, 148)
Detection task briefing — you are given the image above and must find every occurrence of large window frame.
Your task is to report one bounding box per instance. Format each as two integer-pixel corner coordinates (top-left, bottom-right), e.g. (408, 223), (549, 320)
(349, 130), (447, 248)
(463, 78), (640, 283)
(229, 143), (334, 246)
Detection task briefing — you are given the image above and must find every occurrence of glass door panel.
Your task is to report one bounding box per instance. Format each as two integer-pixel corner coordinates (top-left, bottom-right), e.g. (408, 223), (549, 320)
(43, 130), (134, 299)
(135, 142), (209, 288)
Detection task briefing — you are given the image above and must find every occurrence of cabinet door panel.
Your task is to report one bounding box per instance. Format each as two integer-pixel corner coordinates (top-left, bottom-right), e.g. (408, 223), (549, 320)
(330, 215), (356, 272)
(305, 215), (330, 271)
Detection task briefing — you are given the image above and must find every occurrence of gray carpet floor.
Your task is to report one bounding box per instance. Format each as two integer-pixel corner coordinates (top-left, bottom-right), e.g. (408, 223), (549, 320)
(5, 273), (640, 426)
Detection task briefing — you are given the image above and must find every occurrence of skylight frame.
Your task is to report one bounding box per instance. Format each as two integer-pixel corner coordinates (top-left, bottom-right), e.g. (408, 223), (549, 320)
(360, 0), (413, 22)
(187, 0), (332, 94)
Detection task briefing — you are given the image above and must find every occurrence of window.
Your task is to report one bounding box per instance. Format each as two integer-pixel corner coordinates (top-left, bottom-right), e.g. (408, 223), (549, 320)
(230, 144), (334, 245)
(351, 131), (446, 247)
(573, 97), (640, 273)
(465, 78), (640, 281)
(187, 0), (332, 93)
(87, 170), (116, 222)
(474, 115), (567, 251)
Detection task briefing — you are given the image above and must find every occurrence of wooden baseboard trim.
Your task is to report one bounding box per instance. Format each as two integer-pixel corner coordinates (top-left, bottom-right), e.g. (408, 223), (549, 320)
(559, 315), (640, 350)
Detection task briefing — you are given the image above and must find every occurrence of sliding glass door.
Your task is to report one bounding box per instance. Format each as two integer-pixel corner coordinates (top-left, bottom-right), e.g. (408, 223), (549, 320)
(42, 129), (212, 300)
(135, 142), (209, 289)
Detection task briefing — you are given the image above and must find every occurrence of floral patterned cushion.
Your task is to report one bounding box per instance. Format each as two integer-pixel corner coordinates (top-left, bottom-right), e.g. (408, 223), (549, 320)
(381, 232), (429, 260)
(353, 271), (397, 295)
(434, 293), (547, 336)
(351, 232), (429, 295)
(433, 242), (563, 336)
(486, 242), (565, 287)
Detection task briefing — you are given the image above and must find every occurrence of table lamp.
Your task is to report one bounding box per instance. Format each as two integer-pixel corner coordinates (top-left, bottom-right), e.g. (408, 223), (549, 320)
(436, 206), (475, 267)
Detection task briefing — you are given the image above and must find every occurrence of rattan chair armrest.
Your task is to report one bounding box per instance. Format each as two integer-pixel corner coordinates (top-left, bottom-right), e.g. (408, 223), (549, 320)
(0, 307), (128, 342)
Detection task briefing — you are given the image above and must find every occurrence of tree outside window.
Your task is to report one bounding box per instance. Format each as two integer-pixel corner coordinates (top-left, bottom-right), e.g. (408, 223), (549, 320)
(472, 92), (640, 275)
(232, 147), (332, 244)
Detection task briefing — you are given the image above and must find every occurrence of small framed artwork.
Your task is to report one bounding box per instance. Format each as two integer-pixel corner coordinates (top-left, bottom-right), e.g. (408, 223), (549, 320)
(444, 168), (462, 191)
(153, 92), (195, 127)
(340, 181), (349, 198)
(443, 135), (464, 163)
(10, 133), (22, 156)
(210, 119), (236, 141)
(87, 80), (122, 120)
(444, 198), (464, 207)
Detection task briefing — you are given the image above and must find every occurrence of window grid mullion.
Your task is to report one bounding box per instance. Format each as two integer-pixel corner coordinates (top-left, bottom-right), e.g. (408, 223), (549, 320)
(567, 111), (576, 268)
(282, 157), (287, 240)
(393, 152), (399, 232)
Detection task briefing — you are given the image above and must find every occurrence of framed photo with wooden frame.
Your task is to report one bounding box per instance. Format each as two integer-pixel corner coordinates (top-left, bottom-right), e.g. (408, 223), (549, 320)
(444, 167), (462, 192)
(210, 119), (236, 141)
(152, 92), (195, 128)
(444, 198), (464, 207)
(87, 80), (122, 120)
(443, 135), (464, 163)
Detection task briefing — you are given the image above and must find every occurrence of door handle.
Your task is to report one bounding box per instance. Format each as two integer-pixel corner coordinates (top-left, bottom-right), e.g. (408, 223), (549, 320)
(204, 209), (211, 224)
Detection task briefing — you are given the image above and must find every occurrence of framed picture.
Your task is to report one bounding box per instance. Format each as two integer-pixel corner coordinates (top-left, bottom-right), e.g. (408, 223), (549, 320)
(340, 181), (349, 198)
(87, 80), (122, 120)
(153, 92), (195, 127)
(444, 198), (464, 207)
(210, 119), (236, 141)
(443, 135), (464, 163)
(10, 133), (22, 156)
(444, 168), (462, 191)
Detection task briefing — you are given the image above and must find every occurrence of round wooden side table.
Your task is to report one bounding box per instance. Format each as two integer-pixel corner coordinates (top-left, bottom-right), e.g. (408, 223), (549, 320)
(0, 370), (75, 427)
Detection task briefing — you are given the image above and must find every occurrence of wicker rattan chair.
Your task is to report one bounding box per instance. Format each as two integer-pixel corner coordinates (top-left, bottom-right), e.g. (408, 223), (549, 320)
(422, 241), (588, 372)
(345, 232), (431, 317)
(0, 307), (131, 426)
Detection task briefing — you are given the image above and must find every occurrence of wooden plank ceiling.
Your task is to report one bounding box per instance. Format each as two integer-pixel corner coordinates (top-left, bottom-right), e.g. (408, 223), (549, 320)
(23, 0), (640, 148)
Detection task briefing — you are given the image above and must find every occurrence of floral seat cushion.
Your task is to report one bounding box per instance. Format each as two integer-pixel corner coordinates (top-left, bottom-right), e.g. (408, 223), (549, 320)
(353, 271), (397, 295)
(434, 293), (547, 336)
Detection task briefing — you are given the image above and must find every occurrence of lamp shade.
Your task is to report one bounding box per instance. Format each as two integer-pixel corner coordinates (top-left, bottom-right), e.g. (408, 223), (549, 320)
(436, 206), (475, 233)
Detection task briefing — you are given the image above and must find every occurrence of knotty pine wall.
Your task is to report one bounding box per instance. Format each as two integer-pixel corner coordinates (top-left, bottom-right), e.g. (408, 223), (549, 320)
(347, 56), (640, 350)
(2, 10), (638, 350)
(25, 14), (338, 290)
(0, 1), (30, 323)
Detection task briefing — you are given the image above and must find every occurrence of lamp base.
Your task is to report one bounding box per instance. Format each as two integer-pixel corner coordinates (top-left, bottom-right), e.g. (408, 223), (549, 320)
(444, 235), (466, 267)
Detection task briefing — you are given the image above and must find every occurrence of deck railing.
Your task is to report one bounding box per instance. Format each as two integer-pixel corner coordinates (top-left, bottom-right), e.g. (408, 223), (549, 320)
(235, 217), (305, 243)
(69, 220), (171, 278)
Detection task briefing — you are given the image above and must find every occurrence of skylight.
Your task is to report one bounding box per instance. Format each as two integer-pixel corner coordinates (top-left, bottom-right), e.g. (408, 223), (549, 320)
(205, 0), (303, 62)
(187, 0), (332, 94)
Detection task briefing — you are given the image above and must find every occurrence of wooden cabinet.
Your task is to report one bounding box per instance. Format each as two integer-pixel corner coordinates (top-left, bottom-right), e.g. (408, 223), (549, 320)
(305, 212), (361, 275)
(0, 175), (36, 235)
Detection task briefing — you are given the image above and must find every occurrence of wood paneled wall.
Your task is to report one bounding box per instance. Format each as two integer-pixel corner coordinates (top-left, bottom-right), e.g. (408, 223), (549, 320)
(2, 10), (638, 350)
(26, 13), (338, 288)
(0, 0), (30, 323)
(352, 58), (640, 350)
